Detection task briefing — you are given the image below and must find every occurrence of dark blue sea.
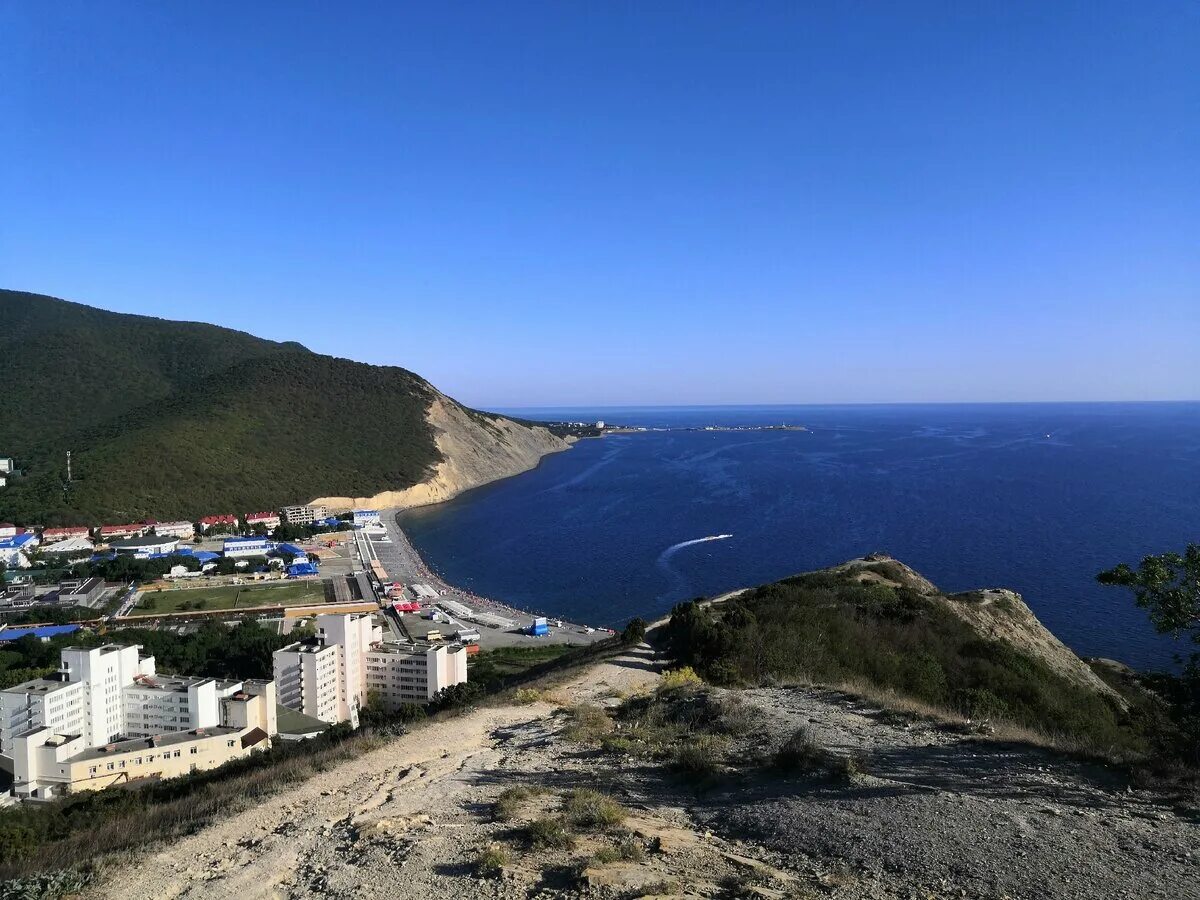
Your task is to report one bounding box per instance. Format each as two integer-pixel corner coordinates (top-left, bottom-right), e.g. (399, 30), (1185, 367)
(399, 403), (1200, 670)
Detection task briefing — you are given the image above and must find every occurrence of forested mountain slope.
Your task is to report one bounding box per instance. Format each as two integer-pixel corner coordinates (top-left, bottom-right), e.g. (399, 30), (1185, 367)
(0, 291), (565, 523)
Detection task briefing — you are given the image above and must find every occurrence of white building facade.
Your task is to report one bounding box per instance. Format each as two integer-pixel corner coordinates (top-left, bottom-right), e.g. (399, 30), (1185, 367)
(223, 536), (273, 558)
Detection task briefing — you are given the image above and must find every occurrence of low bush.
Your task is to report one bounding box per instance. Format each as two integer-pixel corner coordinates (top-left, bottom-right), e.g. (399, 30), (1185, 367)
(513, 687), (544, 705)
(657, 666), (703, 693)
(475, 844), (509, 877)
(563, 789), (625, 830)
(772, 727), (828, 773)
(524, 817), (576, 850)
(563, 704), (614, 743)
(828, 751), (870, 780)
(672, 734), (728, 782)
(493, 785), (547, 822)
(591, 838), (645, 865)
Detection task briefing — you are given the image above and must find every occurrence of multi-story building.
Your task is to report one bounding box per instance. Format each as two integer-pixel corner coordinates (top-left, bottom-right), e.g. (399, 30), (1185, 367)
(98, 523), (146, 540)
(123, 673), (244, 737)
(9, 681), (277, 800)
(197, 514), (238, 533)
(273, 639), (341, 724)
(245, 511), (281, 531)
(40, 526), (91, 544)
(280, 504), (328, 526)
(364, 641), (468, 709)
(0, 523), (18, 539)
(223, 536), (273, 558)
(151, 521), (196, 540)
(0, 645), (152, 752)
(274, 613), (382, 725)
(274, 613), (467, 723)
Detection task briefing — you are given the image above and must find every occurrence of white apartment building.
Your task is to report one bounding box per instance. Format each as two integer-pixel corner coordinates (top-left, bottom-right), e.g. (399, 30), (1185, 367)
(365, 641), (468, 709)
(273, 639), (341, 724)
(318, 613), (379, 717)
(273, 612), (468, 724)
(273, 613), (385, 725)
(123, 674), (244, 737)
(280, 504), (328, 526)
(0, 645), (152, 752)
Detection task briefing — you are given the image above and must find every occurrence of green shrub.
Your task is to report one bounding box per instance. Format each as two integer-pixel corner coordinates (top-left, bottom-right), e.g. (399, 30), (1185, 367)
(672, 734), (727, 782)
(563, 704), (614, 743)
(524, 817), (576, 849)
(772, 727), (828, 773)
(475, 844), (509, 877)
(665, 572), (1147, 756)
(493, 786), (546, 822)
(591, 838), (645, 865)
(563, 789), (625, 830)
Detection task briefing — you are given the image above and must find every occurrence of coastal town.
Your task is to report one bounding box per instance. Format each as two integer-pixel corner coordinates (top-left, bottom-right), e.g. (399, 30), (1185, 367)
(0, 498), (611, 803)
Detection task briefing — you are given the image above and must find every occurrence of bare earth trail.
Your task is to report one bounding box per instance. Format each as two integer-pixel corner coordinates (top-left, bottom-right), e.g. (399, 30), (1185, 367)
(90, 648), (662, 900)
(92, 643), (1199, 900)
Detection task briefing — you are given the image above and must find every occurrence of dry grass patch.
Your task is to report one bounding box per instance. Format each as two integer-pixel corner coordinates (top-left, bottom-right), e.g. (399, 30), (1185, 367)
(563, 789), (626, 830)
(563, 703), (614, 743)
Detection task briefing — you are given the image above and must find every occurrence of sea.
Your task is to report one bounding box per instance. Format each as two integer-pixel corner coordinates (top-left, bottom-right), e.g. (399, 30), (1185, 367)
(398, 403), (1200, 671)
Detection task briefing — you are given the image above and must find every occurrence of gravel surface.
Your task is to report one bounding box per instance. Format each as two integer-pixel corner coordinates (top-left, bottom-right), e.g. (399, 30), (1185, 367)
(88, 647), (1198, 900)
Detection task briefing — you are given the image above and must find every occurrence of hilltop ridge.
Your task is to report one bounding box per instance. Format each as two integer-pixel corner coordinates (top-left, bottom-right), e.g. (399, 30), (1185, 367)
(0, 290), (568, 523)
(68, 558), (1194, 900)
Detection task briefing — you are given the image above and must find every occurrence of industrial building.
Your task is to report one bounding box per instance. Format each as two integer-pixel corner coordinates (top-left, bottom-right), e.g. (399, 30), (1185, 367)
(40, 536), (95, 560)
(58, 577), (107, 606)
(352, 509), (381, 526)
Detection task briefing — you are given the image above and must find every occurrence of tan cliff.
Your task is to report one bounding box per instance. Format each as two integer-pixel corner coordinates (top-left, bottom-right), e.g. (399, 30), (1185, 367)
(312, 393), (573, 512)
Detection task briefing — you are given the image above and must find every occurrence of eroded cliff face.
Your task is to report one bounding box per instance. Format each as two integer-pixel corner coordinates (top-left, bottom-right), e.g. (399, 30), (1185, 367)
(311, 394), (572, 512)
(831, 555), (1122, 703)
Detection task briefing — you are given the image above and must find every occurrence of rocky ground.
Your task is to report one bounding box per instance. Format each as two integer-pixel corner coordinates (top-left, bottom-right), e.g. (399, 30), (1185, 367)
(90, 644), (1198, 900)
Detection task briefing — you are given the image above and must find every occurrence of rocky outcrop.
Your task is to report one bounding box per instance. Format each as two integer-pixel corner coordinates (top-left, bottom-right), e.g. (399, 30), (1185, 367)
(831, 554), (1122, 703)
(311, 393), (572, 512)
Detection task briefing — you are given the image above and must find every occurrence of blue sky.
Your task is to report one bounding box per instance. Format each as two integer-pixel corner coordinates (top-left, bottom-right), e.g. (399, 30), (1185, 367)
(3, 2), (1197, 406)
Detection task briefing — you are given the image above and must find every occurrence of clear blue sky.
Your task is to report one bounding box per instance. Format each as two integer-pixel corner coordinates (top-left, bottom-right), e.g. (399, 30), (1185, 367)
(3, 2), (1197, 406)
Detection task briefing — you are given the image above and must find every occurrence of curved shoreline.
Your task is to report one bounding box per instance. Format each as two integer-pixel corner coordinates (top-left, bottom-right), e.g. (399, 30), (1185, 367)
(381, 507), (616, 635)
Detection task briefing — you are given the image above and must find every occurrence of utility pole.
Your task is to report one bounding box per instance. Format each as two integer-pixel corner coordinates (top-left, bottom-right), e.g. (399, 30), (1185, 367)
(66, 450), (73, 483)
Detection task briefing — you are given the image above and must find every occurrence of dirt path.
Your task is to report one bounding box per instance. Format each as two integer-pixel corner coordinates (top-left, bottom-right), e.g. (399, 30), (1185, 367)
(89, 648), (659, 900)
(90, 645), (1199, 900)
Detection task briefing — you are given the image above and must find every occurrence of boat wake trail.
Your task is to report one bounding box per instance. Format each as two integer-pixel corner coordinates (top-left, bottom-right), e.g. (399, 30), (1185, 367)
(658, 534), (734, 560)
(655, 534), (733, 602)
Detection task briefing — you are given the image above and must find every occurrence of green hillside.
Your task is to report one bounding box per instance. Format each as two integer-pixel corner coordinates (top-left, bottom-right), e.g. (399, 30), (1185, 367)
(0, 291), (443, 523)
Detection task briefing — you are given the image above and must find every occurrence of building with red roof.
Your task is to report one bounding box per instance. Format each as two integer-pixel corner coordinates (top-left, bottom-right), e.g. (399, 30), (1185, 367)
(40, 526), (91, 544)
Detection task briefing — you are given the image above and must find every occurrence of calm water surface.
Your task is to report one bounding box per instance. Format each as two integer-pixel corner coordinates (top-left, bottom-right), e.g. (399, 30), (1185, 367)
(400, 403), (1200, 670)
